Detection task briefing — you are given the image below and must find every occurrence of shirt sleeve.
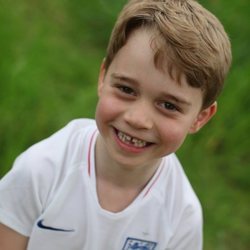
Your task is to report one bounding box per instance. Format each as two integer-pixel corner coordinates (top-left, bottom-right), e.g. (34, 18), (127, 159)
(0, 152), (45, 236)
(0, 119), (95, 237)
(168, 202), (203, 250)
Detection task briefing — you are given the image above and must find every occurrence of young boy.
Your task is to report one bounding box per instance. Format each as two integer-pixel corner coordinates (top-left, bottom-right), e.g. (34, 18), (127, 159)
(0, 0), (231, 249)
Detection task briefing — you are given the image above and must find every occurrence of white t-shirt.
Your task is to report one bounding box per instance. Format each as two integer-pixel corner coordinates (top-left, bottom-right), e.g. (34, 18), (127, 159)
(0, 119), (202, 250)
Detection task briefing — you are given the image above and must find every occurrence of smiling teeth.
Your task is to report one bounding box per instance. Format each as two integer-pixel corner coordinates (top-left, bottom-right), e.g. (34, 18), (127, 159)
(117, 131), (147, 148)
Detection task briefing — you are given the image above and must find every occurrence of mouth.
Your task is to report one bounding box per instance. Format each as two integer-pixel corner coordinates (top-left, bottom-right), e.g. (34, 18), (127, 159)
(114, 128), (153, 149)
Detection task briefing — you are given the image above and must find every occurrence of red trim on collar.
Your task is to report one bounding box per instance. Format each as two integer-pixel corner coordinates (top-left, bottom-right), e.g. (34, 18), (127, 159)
(143, 165), (163, 198)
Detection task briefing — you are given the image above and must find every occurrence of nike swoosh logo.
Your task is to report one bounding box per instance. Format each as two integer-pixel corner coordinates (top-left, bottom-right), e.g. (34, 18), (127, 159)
(37, 219), (74, 232)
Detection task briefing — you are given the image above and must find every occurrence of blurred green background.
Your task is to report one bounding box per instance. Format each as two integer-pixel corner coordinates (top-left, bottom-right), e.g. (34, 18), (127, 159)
(0, 0), (249, 249)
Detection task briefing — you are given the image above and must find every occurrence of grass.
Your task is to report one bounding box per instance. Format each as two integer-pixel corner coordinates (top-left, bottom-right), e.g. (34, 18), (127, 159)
(0, 0), (249, 249)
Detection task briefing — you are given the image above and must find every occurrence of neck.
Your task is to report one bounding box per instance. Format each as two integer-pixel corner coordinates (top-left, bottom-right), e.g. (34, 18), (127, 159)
(94, 134), (163, 212)
(95, 135), (161, 189)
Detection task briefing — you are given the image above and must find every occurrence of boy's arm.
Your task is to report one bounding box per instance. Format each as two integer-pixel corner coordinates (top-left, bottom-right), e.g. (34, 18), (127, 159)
(0, 223), (28, 250)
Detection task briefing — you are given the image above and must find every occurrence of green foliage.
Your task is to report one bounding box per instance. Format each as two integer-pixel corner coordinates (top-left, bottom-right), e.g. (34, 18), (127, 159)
(0, 0), (249, 249)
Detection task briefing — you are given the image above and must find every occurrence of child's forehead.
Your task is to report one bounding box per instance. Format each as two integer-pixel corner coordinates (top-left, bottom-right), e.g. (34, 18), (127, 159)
(150, 31), (186, 85)
(124, 27), (184, 84)
(110, 28), (188, 89)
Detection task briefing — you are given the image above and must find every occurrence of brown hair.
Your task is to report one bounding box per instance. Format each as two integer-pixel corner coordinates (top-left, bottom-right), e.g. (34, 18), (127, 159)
(104, 0), (232, 109)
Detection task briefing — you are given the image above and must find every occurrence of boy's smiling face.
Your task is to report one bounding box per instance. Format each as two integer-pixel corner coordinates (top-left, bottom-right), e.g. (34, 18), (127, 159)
(95, 28), (216, 169)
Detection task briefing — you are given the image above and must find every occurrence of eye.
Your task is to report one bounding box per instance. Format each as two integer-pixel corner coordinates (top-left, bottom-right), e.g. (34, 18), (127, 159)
(159, 102), (179, 112)
(117, 85), (136, 96)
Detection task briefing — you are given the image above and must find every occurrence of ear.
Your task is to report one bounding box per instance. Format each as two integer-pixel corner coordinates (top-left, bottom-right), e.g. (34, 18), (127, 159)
(97, 59), (106, 97)
(189, 102), (217, 134)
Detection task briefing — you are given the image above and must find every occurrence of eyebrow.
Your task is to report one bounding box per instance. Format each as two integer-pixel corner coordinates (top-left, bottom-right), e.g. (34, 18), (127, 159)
(163, 93), (192, 106)
(111, 73), (192, 106)
(111, 73), (139, 85)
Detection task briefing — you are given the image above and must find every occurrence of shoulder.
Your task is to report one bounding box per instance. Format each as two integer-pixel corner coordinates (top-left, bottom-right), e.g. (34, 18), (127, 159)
(163, 153), (202, 215)
(0, 119), (97, 236)
(154, 154), (202, 220)
(49, 118), (96, 140)
(15, 118), (96, 176)
(14, 118), (95, 166)
(23, 118), (96, 159)
(160, 154), (203, 249)
(162, 154), (201, 201)
(65, 118), (96, 131)
(2, 118), (97, 208)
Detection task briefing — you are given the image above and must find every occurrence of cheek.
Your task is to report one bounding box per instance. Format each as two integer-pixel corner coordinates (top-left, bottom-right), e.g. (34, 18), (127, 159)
(95, 96), (123, 124)
(158, 122), (190, 150)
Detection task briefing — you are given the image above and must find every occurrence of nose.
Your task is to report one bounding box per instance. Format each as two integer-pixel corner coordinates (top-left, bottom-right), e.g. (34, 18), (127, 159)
(123, 101), (153, 130)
